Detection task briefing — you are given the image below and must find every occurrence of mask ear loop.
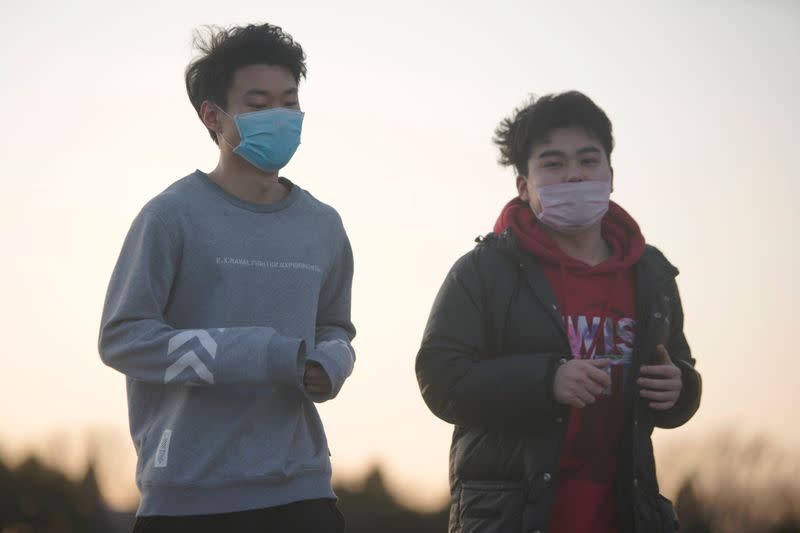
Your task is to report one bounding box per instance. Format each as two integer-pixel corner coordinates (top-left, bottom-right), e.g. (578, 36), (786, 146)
(530, 180), (545, 220)
(214, 104), (239, 149)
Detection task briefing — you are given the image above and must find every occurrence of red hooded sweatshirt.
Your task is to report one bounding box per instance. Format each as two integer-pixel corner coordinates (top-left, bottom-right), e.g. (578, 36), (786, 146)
(495, 198), (645, 533)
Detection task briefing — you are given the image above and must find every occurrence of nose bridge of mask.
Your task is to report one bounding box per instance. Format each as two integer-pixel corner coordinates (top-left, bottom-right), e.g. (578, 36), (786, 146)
(540, 180), (610, 201)
(236, 108), (302, 136)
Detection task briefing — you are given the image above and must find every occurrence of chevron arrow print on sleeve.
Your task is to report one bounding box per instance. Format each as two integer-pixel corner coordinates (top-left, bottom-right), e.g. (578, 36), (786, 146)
(164, 330), (218, 384)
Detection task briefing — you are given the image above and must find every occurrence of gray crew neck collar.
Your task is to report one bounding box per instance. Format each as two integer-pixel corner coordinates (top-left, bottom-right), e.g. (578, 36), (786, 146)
(195, 170), (301, 213)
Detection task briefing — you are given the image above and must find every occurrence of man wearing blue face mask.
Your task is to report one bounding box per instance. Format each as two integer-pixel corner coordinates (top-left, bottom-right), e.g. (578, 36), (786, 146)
(99, 23), (353, 533)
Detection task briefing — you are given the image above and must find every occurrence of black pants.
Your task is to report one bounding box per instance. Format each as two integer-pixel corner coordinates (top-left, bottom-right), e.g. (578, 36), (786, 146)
(132, 498), (345, 533)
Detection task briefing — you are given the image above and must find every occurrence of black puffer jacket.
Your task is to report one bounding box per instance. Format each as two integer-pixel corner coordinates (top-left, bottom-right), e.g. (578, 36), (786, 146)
(416, 229), (701, 533)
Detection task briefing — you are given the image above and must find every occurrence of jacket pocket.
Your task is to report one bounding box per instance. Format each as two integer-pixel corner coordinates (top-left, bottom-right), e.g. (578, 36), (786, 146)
(633, 487), (679, 532)
(458, 480), (524, 533)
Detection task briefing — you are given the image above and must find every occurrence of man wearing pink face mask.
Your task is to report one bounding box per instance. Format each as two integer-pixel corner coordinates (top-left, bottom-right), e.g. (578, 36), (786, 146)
(416, 91), (701, 533)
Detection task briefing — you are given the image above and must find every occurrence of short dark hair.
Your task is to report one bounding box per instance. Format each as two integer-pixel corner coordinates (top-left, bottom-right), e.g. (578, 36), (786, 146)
(493, 91), (614, 176)
(185, 23), (307, 143)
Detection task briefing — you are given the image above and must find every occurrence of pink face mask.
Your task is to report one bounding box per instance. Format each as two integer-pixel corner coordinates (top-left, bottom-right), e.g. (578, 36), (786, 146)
(534, 181), (611, 234)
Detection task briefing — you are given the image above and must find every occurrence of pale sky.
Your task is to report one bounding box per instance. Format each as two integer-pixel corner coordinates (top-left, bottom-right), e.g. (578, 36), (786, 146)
(1, 0), (798, 511)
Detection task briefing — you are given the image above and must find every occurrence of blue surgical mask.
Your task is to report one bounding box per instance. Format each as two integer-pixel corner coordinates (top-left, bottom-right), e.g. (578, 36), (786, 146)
(218, 106), (304, 172)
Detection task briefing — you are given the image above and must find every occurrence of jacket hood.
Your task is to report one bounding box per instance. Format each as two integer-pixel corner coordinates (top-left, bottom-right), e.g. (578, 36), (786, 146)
(493, 197), (646, 275)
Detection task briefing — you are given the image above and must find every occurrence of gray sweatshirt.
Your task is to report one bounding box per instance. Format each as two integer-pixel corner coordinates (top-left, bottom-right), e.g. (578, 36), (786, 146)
(99, 171), (355, 516)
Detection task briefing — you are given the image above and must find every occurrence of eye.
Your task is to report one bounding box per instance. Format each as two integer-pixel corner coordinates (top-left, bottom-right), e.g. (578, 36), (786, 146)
(581, 158), (600, 166)
(543, 161), (562, 168)
(284, 101), (300, 108)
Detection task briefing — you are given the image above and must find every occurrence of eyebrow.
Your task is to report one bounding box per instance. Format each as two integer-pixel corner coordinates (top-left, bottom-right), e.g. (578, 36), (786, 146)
(243, 88), (299, 97)
(577, 146), (602, 155)
(537, 149), (564, 159)
(537, 146), (602, 158)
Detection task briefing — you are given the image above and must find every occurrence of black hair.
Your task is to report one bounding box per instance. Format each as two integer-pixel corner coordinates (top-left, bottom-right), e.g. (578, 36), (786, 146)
(493, 91), (614, 176)
(185, 23), (307, 143)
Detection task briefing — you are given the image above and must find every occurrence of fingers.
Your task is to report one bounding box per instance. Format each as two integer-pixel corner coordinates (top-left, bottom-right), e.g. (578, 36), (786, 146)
(304, 376), (332, 394)
(304, 374), (330, 386)
(554, 380), (592, 408)
(583, 380), (605, 398)
(575, 385), (597, 405)
(577, 364), (607, 395)
(639, 388), (678, 402)
(639, 364), (681, 378)
(562, 388), (590, 408)
(647, 344), (674, 371)
(565, 375), (605, 407)
(587, 367), (612, 389)
(303, 364), (332, 394)
(637, 375), (681, 391)
(656, 344), (670, 362)
(562, 396), (586, 408)
(554, 359), (615, 408)
(586, 360), (612, 389)
(638, 351), (682, 408)
(304, 367), (328, 380)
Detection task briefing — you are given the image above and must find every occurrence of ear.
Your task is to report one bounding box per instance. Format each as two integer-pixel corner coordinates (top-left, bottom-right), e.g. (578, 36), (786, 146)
(516, 175), (530, 201)
(200, 100), (223, 135)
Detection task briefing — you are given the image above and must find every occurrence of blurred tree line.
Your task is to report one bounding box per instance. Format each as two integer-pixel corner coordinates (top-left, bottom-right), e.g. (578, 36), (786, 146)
(0, 456), (130, 532)
(1, 437), (798, 533)
(0, 457), (447, 533)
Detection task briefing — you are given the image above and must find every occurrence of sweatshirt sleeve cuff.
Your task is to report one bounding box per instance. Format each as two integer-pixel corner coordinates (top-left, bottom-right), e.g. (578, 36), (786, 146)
(301, 337), (354, 402)
(267, 334), (306, 387)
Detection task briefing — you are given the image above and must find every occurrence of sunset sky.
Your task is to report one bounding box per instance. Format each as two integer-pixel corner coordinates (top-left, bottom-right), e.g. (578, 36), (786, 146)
(1, 0), (798, 511)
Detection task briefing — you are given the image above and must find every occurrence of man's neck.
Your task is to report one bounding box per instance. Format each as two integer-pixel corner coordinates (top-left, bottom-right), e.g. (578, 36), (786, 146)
(208, 155), (289, 205)
(543, 223), (610, 267)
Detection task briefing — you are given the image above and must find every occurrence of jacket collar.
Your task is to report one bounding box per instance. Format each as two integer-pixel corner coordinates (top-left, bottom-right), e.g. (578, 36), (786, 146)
(477, 230), (679, 334)
(480, 228), (679, 287)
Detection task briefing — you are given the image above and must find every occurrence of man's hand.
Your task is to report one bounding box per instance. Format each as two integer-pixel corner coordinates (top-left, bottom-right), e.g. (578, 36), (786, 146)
(303, 361), (332, 395)
(554, 358), (612, 408)
(637, 344), (682, 410)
